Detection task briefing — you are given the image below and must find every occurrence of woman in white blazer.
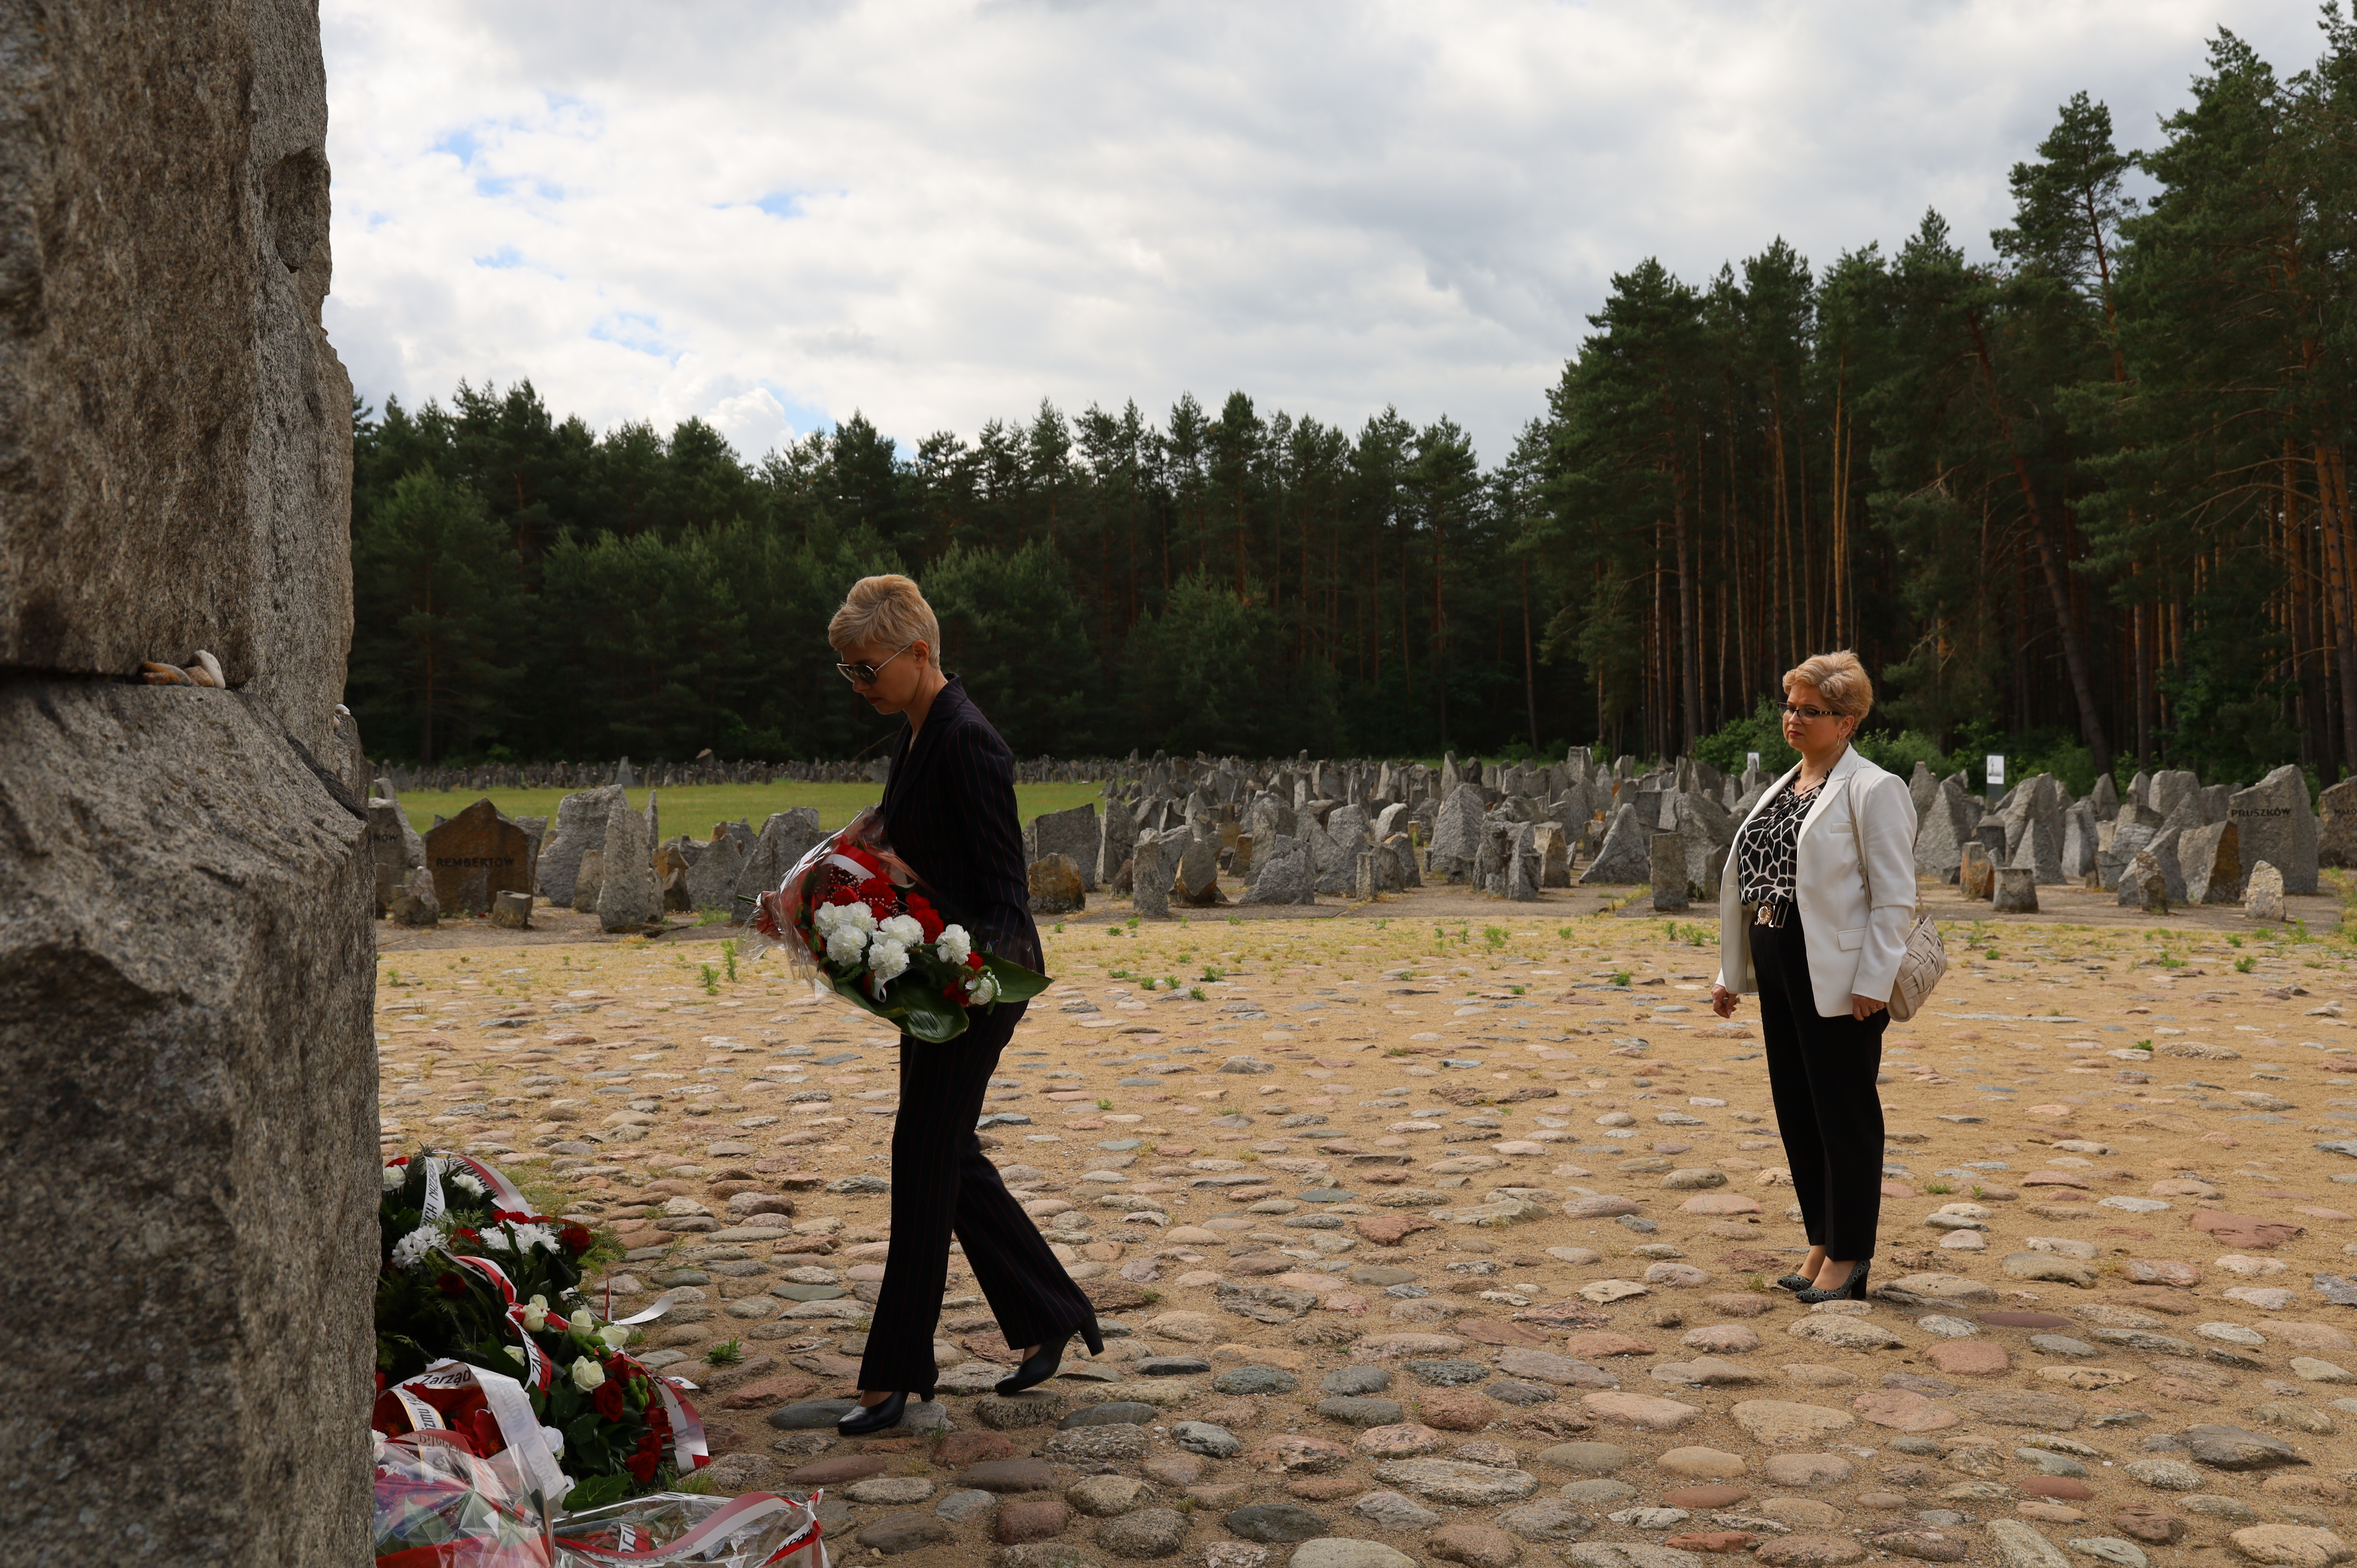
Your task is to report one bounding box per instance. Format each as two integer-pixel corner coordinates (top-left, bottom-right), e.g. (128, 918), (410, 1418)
(1708, 651), (1917, 1303)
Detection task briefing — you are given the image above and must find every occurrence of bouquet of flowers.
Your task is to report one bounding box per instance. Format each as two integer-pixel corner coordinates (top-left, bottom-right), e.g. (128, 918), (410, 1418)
(376, 1151), (706, 1513)
(751, 808), (1046, 1042)
(373, 1429), (556, 1567)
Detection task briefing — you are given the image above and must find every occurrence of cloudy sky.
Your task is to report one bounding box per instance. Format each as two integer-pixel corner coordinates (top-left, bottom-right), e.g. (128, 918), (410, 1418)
(320, 1), (2327, 466)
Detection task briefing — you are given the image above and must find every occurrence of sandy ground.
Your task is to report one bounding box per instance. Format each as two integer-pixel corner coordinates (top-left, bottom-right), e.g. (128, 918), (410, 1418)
(373, 876), (2357, 1568)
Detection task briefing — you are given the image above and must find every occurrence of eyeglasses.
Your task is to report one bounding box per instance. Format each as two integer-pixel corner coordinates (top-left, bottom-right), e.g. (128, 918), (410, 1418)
(836, 643), (915, 685)
(1779, 701), (1841, 722)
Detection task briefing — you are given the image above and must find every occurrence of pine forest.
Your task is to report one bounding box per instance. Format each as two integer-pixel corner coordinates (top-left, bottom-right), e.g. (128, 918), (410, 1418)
(350, 24), (2357, 794)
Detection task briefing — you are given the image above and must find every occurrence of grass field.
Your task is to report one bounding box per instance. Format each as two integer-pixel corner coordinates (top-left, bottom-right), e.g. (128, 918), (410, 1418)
(395, 779), (1108, 838)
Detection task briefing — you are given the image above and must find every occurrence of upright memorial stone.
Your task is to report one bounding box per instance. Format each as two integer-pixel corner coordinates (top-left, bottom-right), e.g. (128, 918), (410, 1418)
(1032, 803), (1101, 889)
(1131, 831), (1171, 918)
(423, 798), (533, 915)
(0, 6), (376, 1558)
(731, 807), (824, 924)
(2323, 778), (2357, 870)
(1578, 803), (1652, 885)
(597, 795), (660, 932)
(1648, 833), (1688, 910)
(2228, 765), (2318, 895)
(537, 784), (626, 906)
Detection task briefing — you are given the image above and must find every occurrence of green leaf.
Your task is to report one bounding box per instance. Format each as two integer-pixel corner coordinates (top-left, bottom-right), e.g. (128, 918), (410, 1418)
(984, 954), (1050, 1004)
(563, 1471), (636, 1512)
(897, 983), (968, 1043)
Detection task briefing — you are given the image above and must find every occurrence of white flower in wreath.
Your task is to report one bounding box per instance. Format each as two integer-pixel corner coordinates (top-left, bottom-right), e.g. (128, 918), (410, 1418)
(840, 901), (878, 933)
(879, 913), (924, 947)
(477, 1223), (513, 1251)
(521, 1297), (550, 1332)
(867, 938), (911, 983)
(450, 1172), (487, 1198)
(825, 924), (869, 966)
(967, 970), (998, 1005)
(511, 1222), (560, 1254)
(571, 1356), (607, 1392)
(390, 1225), (440, 1269)
(382, 1164), (407, 1191)
(937, 924), (972, 965)
(599, 1322), (631, 1350)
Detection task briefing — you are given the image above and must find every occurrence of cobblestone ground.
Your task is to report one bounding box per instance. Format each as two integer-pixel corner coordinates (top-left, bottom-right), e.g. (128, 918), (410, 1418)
(375, 890), (2357, 1568)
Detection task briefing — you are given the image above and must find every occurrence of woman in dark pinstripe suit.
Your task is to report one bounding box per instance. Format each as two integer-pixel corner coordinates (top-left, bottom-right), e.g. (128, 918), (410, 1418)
(826, 574), (1101, 1437)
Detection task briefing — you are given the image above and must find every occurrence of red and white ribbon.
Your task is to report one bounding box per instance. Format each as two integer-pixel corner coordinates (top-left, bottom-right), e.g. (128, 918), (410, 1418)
(393, 1358), (571, 1506)
(554, 1491), (824, 1566)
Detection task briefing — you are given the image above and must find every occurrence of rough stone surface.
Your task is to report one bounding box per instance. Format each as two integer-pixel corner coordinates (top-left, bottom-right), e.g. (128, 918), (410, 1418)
(1428, 1522), (1523, 1568)
(1290, 1541), (1420, 1568)
(1985, 1520), (2075, 1568)
(1371, 1458), (1540, 1505)
(2230, 1526), (2352, 1568)
(536, 785), (624, 905)
(0, 684), (376, 1565)
(1097, 1507), (1190, 1559)
(1224, 1505), (1329, 1544)
(423, 798), (534, 916)
(1729, 1401), (1856, 1446)
(597, 787), (660, 930)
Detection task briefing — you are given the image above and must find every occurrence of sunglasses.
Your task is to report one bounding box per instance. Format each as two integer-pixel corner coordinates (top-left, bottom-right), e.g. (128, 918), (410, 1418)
(1779, 702), (1842, 722)
(836, 643), (915, 685)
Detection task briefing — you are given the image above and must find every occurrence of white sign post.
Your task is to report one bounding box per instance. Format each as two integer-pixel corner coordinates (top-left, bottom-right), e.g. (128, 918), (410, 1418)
(1986, 753), (2007, 807)
(1746, 751), (1760, 773)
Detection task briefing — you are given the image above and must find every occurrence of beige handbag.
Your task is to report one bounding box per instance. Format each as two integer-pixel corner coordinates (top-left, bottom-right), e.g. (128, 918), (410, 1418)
(1854, 791), (1947, 1022)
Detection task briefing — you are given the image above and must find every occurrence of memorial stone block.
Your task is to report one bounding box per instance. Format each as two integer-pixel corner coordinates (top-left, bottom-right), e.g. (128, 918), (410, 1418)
(2177, 820), (2243, 905)
(1033, 803), (1101, 889)
(537, 785), (626, 906)
(2321, 778), (2357, 870)
(2229, 765), (2318, 895)
(1579, 802), (1652, 885)
(1649, 832), (1690, 911)
(424, 798), (534, 915)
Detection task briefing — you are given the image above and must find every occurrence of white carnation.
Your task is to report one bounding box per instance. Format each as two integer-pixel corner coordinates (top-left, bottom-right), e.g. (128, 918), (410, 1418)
(477, 1224), (513, 1251)
(450, 1173), (487, 1198)
(868, 938), (911, 983)
(825, 925), (869, 965)
(879, 914), (924, 947)
(841, 902), (877, 933)
(511, 1223), (560, 1254)
(382, 1164), (407, 1191)
(968, 971), (998, 1005)
(812, 903), (844, 937)
(937, 925), (972, 965)
(390, 1225), (440, 1269)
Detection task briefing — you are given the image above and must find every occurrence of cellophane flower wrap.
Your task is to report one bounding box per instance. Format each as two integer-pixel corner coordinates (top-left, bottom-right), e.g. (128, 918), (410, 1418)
(376, 1151), (708, 1515)
(374, 1429), (556, 1567)
(553, 1490), (827, 1568)
(751, 807), (1048, 1043)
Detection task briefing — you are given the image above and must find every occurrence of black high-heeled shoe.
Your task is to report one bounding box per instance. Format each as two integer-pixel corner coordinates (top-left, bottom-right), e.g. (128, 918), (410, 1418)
(1795, 1259), (1871, 1306)
(836, 1391), (913, 1436)
(1776, 1272), (1817, 1293)
(994, 1326), (1107, 1397)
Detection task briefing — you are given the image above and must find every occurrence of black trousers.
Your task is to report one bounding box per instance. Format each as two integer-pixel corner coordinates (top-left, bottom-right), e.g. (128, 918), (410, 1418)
(856, 999), (1099, 1395)
(1751, 914), (1888, 1260)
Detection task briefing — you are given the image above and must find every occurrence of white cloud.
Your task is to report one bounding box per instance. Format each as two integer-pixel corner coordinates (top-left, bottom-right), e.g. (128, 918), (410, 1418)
(321, 0), (2327, 464)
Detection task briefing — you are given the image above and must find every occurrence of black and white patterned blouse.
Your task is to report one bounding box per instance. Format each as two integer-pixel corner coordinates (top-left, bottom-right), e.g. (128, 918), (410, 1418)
(1735, 777), (1823, 919)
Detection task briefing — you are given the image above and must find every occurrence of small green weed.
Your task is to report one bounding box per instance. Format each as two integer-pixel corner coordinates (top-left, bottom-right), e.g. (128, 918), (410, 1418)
(704, 1339), (743, 1365)
(699, 964), (719, 995)
(2235, 956), (2255, 973)
(721, 940), (739, 982)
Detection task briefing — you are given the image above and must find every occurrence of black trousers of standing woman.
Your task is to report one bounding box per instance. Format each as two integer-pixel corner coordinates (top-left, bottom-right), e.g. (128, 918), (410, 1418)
(856, 999), (1099, 1396)
(1750, 913), (1888, 1261)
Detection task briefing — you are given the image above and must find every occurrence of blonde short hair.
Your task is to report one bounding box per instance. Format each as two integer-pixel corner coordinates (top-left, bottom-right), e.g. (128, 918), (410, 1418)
(1784, 650), (1873, 721)
(829, 574), (941, 661)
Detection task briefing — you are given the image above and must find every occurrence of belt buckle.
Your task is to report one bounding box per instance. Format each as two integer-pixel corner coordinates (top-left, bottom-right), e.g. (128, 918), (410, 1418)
(1754, 901), (1784, 929)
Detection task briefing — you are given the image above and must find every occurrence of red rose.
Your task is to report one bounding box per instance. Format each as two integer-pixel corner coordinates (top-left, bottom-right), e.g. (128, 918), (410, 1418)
(465, 1408), (505, 1456)
(560, 1224), (594, 1254)
(436, 1272), (468, 1296)
(593, 1378), (627, 1420)
(452, 1228), (479, 1244)
(823, 883), (858, 906)
(626, 1448), (660, 1482)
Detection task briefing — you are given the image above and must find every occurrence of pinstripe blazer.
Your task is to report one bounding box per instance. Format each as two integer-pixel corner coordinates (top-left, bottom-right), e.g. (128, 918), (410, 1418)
(878, 675), (1044, 974)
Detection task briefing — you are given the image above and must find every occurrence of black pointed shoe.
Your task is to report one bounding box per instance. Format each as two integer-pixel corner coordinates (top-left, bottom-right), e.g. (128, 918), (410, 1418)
(836, 1391), (912, 1436)
(1776, 1272), (1817, 1293)
(994, 1326), (1108, 1397)
(1795, 1259), (1871, 1306)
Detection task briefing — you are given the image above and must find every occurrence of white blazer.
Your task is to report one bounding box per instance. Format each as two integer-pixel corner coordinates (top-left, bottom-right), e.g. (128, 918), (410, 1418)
(1714, 746), (1918, 1017)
